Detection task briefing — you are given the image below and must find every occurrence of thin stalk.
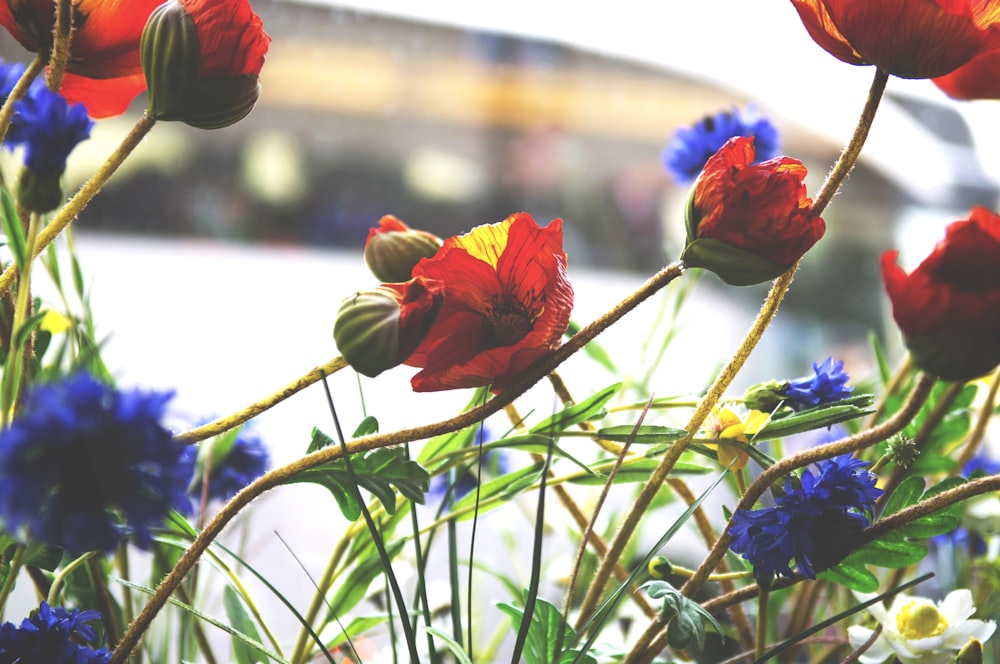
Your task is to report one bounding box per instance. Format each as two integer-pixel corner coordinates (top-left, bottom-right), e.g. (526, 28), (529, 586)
(46, 550), (97, 605)
(755, 588), (769, 660)
(447, 495), (463, 648)
(0, 113), (158, 298)
(576, 66), (890, 625)
(405, 444), (438, 662)
(175, 356), (347, 444)
(0, 212), (42, 425)
(46, 0), (73, 91)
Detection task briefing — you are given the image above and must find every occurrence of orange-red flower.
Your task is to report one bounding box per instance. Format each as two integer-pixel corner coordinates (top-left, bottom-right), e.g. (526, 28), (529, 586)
(682, 136), (825, 286)
(142, 0), (270, 129)
(405, 213), (574, 393)
(0, 0), (164, 117)
(881, 207), (1000, 380)
(790, 0), (1000, 79)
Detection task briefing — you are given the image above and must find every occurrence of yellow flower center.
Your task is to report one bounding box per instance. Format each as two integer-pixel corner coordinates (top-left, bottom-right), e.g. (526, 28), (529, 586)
(896, 600), (948, 640)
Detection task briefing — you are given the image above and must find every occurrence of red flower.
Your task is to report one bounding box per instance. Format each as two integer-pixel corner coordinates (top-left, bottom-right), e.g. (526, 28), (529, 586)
(933, 49), (1000, 99)
(405, 213), (574, 393)
(682, 136), (825, 286)
(881, 207), (1000, 380)
(141, 0), (270, 129)
(334, 277), (445, 378)
(789, 0), (1000, 79)
(364, 215), (443, 283)
(0, 0), (164, 117)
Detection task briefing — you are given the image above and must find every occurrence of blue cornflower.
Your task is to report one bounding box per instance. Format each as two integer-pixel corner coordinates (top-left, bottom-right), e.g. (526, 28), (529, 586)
(190, 423), (270, 503)
(6, 82), (92, 177)
(0, 373), (195, 555)
(662, 105), (780, 183)
(0, 602), (112, 663)
(0, 59), (26, 104)
(729, 455), (881, 585)
(783, 357), (854, 411)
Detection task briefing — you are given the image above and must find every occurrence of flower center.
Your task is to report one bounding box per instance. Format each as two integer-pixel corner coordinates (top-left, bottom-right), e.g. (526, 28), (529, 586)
(896, 600), (948, 640)
(487, 293), (539, 347)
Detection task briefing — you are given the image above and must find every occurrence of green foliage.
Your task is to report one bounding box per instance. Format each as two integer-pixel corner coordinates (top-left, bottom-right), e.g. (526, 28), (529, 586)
(642, 580), (722, 650)
(758, 394), (875, 438)
(497, 594), (597, 664)
(596, 424), (688, 444)
(819, 476), (967, 592)
(281, 445), (429, 520)
(566, 319), (616, 373)
(529, 384), (621, 435)
(327, 538), (406, 620)
(223, 585), (270, 664)
(0, 189), (26, 272)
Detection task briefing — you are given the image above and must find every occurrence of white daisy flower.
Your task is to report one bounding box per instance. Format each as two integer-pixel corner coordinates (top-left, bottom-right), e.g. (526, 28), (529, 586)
(847, 589), (996, 664)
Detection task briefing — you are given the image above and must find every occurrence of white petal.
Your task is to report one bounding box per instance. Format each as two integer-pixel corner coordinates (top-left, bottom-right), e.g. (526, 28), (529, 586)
(938, 589), (975, 622)
(943, 619), (997, 649)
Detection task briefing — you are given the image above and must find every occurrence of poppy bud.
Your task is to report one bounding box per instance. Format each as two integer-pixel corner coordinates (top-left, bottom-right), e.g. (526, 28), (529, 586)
(881, 207), (1000, 381)
(334, 277), (444, 378)
(681, 137), (824, 286)
(364, 215), (443, 283)
(141, 0), (270, 129)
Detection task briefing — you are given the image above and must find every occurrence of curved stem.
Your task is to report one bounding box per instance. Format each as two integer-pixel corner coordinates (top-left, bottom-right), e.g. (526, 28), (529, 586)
(175, 356), (348, 444)
(109, 261), (686, 663)
(45, 0), (73, 91)
(47, 551), (98, 605)
(955, 370), (1000, 470)
(0, 114), (157, 298)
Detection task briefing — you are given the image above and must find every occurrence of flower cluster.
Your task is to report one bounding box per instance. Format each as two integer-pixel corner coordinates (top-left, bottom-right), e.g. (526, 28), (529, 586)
(0, 602), (111, 663)
(729, 455), (882, 585)
(847, 589), (996, 664)
(0, 373), (195, 555)
(337, 212), (575, 393)
(662, 105), (780, 184)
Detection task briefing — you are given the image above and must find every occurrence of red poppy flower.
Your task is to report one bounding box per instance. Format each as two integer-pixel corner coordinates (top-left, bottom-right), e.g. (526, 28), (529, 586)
(0, 0), (164, 117)
(405, 213), (574, 393)
(790, 0), (1000, 79)
(881, 207), (1000, 380)
(364, 215), (443, 283)
(141, 0), (271, 129)
(682, 136), (825, 286)
(933, 49), (1000, 99)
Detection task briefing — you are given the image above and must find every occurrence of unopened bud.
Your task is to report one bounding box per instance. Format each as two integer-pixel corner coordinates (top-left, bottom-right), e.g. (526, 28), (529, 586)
(364, 215), (443, 282)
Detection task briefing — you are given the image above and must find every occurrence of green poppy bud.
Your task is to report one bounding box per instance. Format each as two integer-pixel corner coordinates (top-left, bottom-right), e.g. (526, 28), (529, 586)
(334, 277), (444, 377)
(364, 215), (443, 283)
(742, 380), (789, 413)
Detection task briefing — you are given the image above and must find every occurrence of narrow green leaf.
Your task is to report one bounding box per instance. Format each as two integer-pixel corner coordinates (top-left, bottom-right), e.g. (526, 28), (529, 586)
(327, 539), (406, 619)
(596, 424), (688, 444)
(758, 395), (875, 439)
(12, 309), (47, 351)
(869, 331), (892, 386)
(352, 416), (379, 437)
(70, 253), (86, 299)
(45, 242), (62, 288)
(224, 585), (268, 664)
(0, 189), (26, 271)
(422, 626), (473, 664)
(447, 464), (544, 520)
(566, 458), (710, 485)
(566, 319), (616, 373)
(530, 384), (621, 435)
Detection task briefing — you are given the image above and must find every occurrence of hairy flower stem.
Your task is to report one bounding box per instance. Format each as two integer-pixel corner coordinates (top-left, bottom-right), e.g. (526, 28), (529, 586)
(0, 113), (157, 298)
(175, 356), (348, 444)
(110, 261), (687, 663)
(0, 52), (45, 143)
(578, 66), (890, 630)
(45, 0), (73, 91)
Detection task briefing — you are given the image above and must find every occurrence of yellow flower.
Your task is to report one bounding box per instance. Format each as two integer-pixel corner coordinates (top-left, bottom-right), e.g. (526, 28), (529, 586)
(702, 406), (769, 469)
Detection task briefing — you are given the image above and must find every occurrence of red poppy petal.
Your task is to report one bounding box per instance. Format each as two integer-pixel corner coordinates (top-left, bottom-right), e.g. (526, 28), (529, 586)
(789, 0), (866, 65)
(58, 72), (145, 118)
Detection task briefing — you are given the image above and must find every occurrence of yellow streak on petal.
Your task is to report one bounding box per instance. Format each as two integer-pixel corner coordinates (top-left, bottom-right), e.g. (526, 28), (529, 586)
(447, 216), (513, 269)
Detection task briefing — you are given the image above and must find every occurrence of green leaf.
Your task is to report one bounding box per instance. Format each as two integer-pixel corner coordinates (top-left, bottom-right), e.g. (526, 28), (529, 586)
(497, 594), (597, 664)
(821, 476), (967, 592)
(447, 463), (545, 521)
(596, 424), (688, 444)
(869, 331), (892, 386)
(565, 458), (710, 486)
(223, 585), (269, 664)
(758, 395), (875, 439)
(281, 447), (429, 520)
(643, 580), (721, 651)
(327, 538), (406, 619)
(417, 387), (491, 466)
(12, 309), (48, 351)
(530, 384), (621, 435)
(422, 626), (473, 664)
(566, 319), (616, 373)
(70, 253), (86, 299)
(352, 416), (379, 437)
(305, 427), (336, 454)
